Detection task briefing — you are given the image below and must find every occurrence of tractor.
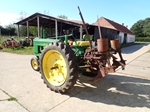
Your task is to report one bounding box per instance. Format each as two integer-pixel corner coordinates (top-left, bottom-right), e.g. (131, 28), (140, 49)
(31, 7), (126, 93)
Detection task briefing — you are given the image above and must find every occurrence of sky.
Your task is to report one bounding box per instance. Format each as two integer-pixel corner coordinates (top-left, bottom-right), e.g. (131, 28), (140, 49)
(0, 0), (150, 29)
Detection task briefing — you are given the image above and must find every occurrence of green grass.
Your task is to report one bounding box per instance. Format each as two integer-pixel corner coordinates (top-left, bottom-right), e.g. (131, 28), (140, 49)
(0, 46), (34, 55)
(135, 37), (150, 42)
(7, 97), (18, 101)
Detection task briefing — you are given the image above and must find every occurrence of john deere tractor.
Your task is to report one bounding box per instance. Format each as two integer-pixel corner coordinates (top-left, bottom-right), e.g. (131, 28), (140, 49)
(31, 7), (126, 93)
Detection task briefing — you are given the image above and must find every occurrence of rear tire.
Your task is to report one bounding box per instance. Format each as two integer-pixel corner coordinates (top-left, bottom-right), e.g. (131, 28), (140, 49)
(39, 42), (78, 93)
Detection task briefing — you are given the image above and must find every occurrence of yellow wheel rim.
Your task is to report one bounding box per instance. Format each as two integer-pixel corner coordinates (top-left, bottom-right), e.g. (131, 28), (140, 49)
(42, 50), (67, 86)
(31, 59), (38, 70)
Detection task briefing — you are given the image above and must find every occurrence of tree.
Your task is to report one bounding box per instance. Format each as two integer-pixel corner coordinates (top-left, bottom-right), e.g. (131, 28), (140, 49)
(19, 25), (27, 36)
(143, 18), (150, 36)
(29, 26), (38, 36)
(130, 20), (144, 37)
(0, 24), (16, 35)
(18, 12), (27, 36)
(130, 18), (150, 37)
(58, 15), (68, 19)
(5, 24), (16, 35)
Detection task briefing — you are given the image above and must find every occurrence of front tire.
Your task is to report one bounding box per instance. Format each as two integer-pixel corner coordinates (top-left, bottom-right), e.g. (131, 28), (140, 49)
(31, 57), (40, 71)
(39, 42), (78, 93)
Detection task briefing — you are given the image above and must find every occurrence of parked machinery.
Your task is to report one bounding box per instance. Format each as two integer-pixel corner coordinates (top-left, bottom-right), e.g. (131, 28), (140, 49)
(31, 7), (126, 93)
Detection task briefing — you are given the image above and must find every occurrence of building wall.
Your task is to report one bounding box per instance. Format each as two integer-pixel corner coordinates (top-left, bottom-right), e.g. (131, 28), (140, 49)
(119, 32), (135, 44)
(94, 27), (118, 40)
(127, 34), (135, 43)
(119, 32), (124, 44)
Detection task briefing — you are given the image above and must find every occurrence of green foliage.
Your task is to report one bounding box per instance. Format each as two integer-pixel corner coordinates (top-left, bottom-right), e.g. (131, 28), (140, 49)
(1, 46), (34, 55)
(58, 15), (68, 19)
(135, 37), (150, 42)
(130, 18), (150, 37)
(29, 26), (38, 36)
(143, 18), (150, 36)
(7, 97), (18, 101)
(19, 25), (27, 36)
(0, 24), (16, 36)
(130, 20), (144, 37)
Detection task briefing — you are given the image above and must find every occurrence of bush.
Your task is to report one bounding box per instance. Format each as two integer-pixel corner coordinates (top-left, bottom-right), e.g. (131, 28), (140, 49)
(135, 37), (150, 42)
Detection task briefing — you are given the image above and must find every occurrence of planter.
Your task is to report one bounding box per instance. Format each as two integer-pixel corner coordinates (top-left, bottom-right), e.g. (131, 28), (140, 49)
(97, 38), (108, 53)
(110, 39), (120, 50)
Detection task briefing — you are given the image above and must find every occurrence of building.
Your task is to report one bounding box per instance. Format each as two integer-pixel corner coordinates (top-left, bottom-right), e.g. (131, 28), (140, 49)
(15, 13), (88, 39)
(15, 13), (135, 44)
(93, 17), (135, 44)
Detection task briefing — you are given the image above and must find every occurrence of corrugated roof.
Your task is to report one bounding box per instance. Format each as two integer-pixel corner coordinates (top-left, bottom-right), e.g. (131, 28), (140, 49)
(15, 13), (87, 27)
(94, 17), (134, 35)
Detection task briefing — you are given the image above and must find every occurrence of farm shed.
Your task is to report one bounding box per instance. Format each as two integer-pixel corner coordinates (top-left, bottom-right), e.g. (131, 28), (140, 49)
(15, 13), (134, 44)
(15, 13), (89, 39)
(93, 17), (135, 44)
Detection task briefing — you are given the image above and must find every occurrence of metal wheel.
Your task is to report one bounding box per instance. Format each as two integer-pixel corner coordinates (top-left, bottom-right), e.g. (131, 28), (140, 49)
(42, 50), (67, 86)
(31, 57), (39, 71)
(40, 42), (78, 93)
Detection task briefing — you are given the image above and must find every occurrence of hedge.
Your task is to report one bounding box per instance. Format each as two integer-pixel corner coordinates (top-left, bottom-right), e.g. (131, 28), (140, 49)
(135, 37), (150, 42)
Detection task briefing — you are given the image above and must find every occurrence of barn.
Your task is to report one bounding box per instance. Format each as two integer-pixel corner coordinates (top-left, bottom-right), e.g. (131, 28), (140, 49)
(93, 17), (135, 44)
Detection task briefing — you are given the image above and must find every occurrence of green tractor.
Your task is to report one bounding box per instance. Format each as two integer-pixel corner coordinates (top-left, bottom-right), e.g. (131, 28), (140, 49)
(31, 7), (126, 93)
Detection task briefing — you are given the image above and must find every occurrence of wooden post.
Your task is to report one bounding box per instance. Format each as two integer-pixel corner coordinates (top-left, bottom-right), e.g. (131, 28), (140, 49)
(80, 25), (83, 40)
(37, 16), (40, 37)
(26, 21), (29, 37)
(55, 19), (58, 39)
(49, 25), (52, 36)
(17, 24), (20, 37)
(41, 26), (43, 38)
(97, 16), (102, 39)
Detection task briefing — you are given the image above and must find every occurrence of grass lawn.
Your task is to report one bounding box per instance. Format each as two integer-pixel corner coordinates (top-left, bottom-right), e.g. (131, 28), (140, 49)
(0, 46), (34, 55)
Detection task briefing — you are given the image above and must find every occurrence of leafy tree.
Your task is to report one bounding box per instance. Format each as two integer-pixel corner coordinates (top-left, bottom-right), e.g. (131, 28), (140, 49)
(0, 24), (16, 35)
(19, 25), (27, 36)
(130, 18), (150, 37)
(17, 12), (27, 36)
(143, 18), (150, 36)
(58, 15), (68, 19)
(5, 24), (16, 35)
(130, 20), (144, 37)
(29, 26), (38, 36)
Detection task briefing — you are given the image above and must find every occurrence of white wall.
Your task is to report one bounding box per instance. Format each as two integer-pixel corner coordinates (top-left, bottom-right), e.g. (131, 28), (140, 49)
(127, 34), (135, 43)
(119, 32), (124, 44)
(119, 32), (135, 44)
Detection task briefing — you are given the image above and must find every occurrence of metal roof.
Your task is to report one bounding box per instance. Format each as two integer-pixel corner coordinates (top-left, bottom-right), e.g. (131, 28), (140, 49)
(15, 13), (88, 28)
(94, 17), (134, 35)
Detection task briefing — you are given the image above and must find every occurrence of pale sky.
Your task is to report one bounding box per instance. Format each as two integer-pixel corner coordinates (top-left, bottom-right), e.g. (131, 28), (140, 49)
(0, 0), (150, 28)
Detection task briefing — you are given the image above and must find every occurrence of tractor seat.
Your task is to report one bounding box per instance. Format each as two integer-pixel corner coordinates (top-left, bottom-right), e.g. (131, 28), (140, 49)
(73, 41), (90, 46)
(72, 34), (93, 46)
